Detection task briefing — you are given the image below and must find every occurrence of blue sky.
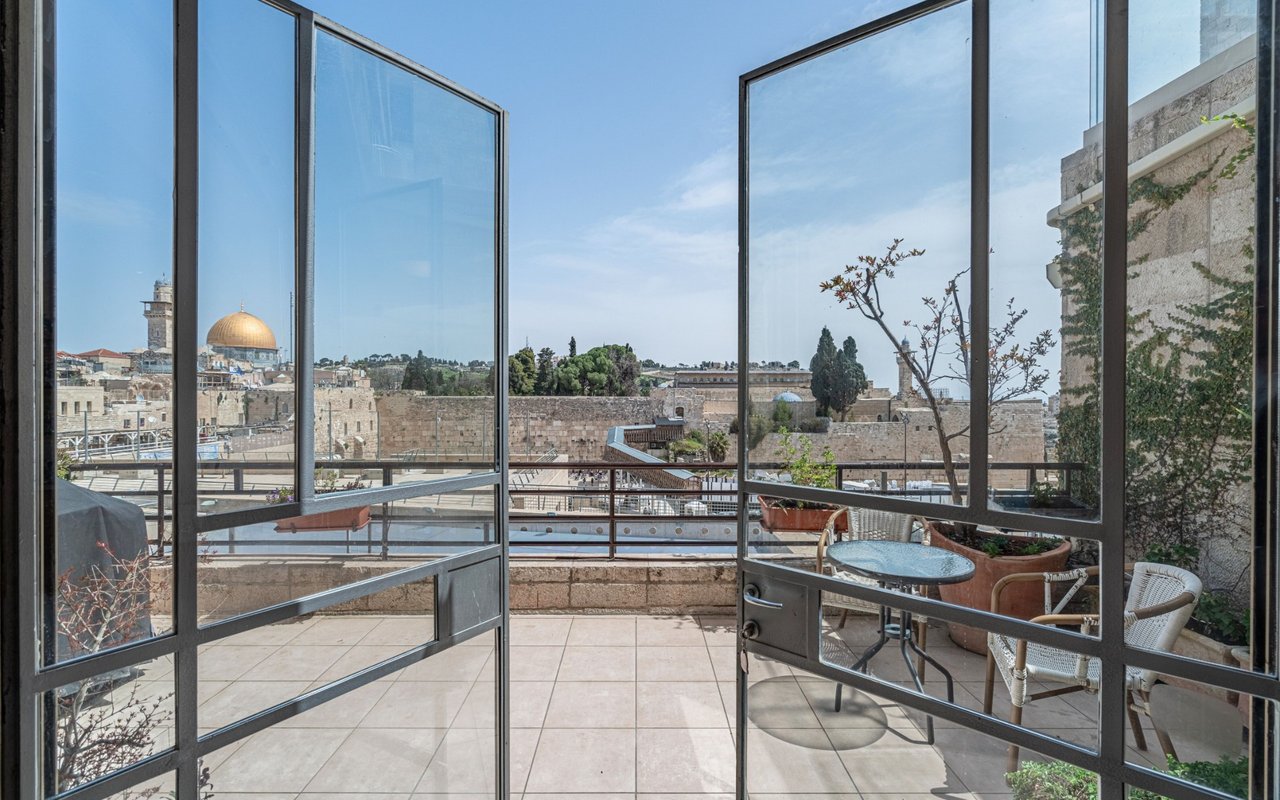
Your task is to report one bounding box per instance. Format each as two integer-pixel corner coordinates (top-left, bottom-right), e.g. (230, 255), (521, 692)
(56, 0), (1216, 394)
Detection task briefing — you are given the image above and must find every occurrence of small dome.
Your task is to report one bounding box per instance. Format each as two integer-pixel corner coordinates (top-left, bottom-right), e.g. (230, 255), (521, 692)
(207, 309), (277, 350)
(774, 391), (802, 403)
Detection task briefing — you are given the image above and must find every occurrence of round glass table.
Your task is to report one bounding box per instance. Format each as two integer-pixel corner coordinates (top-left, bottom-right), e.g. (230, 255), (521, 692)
(824, 540), (976, 743)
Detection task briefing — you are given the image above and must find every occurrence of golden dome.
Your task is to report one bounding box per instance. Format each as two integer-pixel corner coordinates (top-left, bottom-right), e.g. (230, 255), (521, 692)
(206, 309), (277, 350)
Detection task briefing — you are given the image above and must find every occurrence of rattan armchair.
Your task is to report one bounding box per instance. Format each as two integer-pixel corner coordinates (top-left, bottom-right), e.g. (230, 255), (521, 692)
(982, 561), (1202, 772)
(816, 506), (917, 624)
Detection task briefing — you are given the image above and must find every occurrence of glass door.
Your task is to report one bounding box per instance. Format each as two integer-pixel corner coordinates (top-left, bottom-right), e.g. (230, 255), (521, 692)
(736, 1), (1277, 799)
(3, 1), (509, 798)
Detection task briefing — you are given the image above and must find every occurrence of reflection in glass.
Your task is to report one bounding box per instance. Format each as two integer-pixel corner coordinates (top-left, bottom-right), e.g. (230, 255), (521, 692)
(52, 0), (175, 659)
(746, 2), (972, 507)
(46, 658), (174, 796)
(313, 31), (498, 495)
(197, 487), (494, 623)
(196, 0), (297, 516)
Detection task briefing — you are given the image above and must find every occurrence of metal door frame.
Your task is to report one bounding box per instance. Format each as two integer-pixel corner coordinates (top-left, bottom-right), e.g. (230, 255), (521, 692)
(0, 0), (511, 797)
(735, 1), (1278, 798)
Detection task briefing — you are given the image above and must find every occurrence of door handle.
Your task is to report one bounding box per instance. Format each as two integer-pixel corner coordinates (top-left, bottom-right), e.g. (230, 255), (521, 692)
(743, 584), (783, 610)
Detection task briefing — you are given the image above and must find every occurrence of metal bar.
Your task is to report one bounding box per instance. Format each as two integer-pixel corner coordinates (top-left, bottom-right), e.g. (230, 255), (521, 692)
(296, 6), (316, 510)
(1122, 646), (1280, 703)
(740, 0), (963, 83)
(196, 546), (499, 645)
(3, 0), (46, 794)
(304, 470), (499, 512)
(192, 500), (303, 532)
(742, 478), (1104, 539)
(735, 64), (751, 800)
(1098, 2), (1128, 797)
(32, 635), (178, 695)
(967, 0), (990, 511)
(172, 2), (201, 794)
(495, 103), (511, 800)
(47, 751), (181, 800)
(310, 15), (503, 114)
(608, 467), (618, 559)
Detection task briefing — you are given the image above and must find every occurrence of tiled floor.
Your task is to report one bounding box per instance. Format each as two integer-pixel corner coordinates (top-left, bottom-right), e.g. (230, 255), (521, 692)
(102, 612), (1180, 799)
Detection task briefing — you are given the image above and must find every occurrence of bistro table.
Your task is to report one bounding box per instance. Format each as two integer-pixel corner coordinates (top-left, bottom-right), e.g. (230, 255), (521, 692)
(824, 539), (976, 743)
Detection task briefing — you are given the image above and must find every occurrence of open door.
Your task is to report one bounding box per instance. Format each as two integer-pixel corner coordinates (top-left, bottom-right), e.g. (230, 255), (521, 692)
(736, 2), (1276, 799)
(2, 1), (509, 797)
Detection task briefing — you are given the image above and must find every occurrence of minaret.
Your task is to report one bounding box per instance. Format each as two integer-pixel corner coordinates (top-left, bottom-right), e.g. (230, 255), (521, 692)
(896, 337), (916, 400)
(142, 277), (174, 351)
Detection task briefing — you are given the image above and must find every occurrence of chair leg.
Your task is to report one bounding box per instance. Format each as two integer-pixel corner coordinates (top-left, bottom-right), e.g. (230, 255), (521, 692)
(915, 619), (928, 683)
(838, 608), (849, 630)
(983, 652), (996, 715)
(834, 682), (843, 712)
(1141, 690), (1178, 762)
(1005, 701), (1024, 775)
(1126, 690), (1148, 751)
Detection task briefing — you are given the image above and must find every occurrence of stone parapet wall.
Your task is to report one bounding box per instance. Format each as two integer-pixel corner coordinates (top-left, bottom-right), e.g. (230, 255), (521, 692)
(155, 558), (737, 618)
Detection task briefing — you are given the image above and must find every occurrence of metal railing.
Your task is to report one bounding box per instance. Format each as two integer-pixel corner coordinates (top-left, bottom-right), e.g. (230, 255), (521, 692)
(64, 458), (1089, 560)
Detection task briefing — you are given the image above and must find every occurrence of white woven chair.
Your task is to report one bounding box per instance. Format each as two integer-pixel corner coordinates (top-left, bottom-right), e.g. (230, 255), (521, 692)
(816, 506), (917, 620)
(982, 561), (1202, 772)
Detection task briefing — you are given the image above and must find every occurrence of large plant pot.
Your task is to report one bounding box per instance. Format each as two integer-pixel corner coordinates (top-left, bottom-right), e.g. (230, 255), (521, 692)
(275, 505), (371, 533)
(759, 497), (847, 534)
(927, 520), (1072, 653)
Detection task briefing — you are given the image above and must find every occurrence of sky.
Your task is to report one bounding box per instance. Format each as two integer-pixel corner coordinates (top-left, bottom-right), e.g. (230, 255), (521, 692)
(55, 0), (1217, 395)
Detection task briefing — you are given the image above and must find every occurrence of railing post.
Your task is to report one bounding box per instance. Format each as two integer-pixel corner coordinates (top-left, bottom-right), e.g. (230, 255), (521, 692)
(233, 466), (243, 493)
(608, 467), (617, 559)
(1065, 465), (1074, 498)
(381, 502), (390, 559)
(835, 466), (843, 491)
(1027, 467), (1036, 491)
(880, 470), (888, 492)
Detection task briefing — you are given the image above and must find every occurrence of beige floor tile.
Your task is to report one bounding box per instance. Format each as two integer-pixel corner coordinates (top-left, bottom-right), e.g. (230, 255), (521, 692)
(303, 794), (412, 800)
(525, 729), (637, 793)
(511, 617), (572, 646)
(360, 615), (437, 646)
(837, 731), (964, 794)
(195, 644), (278, 681)
(198, 680), (311, 731)
(544, 681), (636, 728)
(558, 646), (635, 681)
(636, 616), (705, 647)
(734, 677), (822, 728)
(637, 647), (714, 682)
(927, 726), (1024, 795)
(316, 644), (412, 682)
(277, 681), (389, 728)
(414, 726), (500, 793)
(526, 795), (634, 800)
(796, 679), (919, 729)
(635, 728), (735, 793)
(240, 645), (352, 682)
(568, 616), (637, 646)
(637, 682), (728, 728)
(214, 618), (315, 646)
(502, 645), (566, 681)
(453, 680), (554, 729)
(360, 681), (472, 728)
(711, 649), (792, 683)
(291, 616), (385, 646)
(743, 728), (857, 794)
(209, 727), (350, 793)
(639, 795), (731, 800)
(306, 727), (445, 793)
(396, 642), (494, 682)
(696, 616), (738, 647)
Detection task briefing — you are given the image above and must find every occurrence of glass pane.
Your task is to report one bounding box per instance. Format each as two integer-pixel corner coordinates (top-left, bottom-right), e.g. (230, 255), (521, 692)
(107, 770), (177, 800)
(196, 0), (298, 514)
(196, 487), (493, 623)
(51, 0), (175, 660)
(1120, 0), (1258, 669)
(197, 574), (437, 734)
(45, 657), (175, 796)
(746, 2), (972, 508)
(203, 630), (497, 794)
(1124, 678), (1258, 799)
(987, 0), (1099, 520)
(313, 30), (498, 496)
(744, 652), (1102, 797)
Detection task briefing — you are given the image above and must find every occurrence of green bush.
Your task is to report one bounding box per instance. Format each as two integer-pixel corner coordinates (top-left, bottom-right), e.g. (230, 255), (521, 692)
(1007, 755), (1248, 800)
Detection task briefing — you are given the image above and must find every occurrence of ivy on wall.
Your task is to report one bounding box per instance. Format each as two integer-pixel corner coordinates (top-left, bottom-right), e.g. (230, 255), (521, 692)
(1054, 115), (1255, 643)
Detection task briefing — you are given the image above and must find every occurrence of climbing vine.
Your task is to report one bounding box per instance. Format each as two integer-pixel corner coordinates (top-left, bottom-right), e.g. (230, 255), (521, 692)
(1055, 115), (1255, 641)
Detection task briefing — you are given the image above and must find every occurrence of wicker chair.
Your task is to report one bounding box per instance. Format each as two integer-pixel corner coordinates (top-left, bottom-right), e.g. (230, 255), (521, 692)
(982, 562), (1202, 772)
(816, 506), (917, 624)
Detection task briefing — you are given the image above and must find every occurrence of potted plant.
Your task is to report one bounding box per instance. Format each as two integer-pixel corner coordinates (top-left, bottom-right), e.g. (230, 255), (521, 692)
(926, 520), (1072, 652)
(271, 470), (371, 533)
(758, 428), (848, 533)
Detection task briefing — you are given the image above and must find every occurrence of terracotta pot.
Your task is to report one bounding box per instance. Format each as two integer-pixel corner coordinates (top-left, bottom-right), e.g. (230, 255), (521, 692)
(759, 497), (847, 534)
(927, 521), (1072, 653)
(275, 505), (371, 533)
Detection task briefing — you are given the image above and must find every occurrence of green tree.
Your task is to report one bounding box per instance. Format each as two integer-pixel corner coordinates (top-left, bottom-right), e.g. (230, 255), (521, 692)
(508, 346), (536, 395)
(534, 347), (556, 394)
(568, 336), (577, 357)
(809, 327), (839, 415)
(770, 400), (794, 430)
(707, 431), (730, 462)
(827, 337), (869, 419)
(401, 350), (430, 390)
